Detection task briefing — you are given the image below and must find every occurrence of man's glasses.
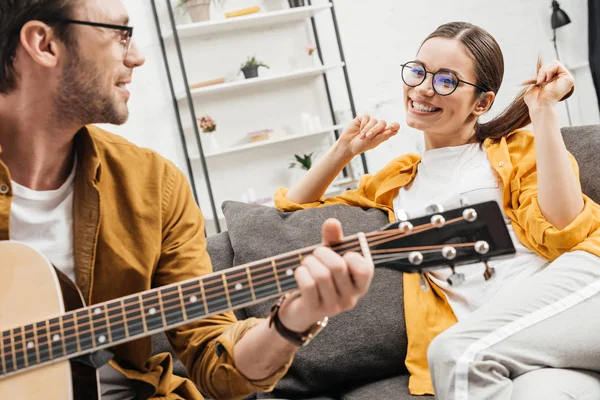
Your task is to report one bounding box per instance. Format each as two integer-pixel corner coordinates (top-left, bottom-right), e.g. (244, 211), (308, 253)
(400, 61), (489, 96)
(59, 19), (133, 58)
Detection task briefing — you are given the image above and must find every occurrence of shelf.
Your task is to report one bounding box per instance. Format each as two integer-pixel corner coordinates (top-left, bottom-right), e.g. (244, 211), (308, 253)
(192, 124), (345, 159)
(164, 4), (332, 39)
(178, 63), (344, 100)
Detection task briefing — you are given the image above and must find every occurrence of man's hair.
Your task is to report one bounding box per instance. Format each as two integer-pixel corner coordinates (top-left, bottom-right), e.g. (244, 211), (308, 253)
(0, 0), (75, 94)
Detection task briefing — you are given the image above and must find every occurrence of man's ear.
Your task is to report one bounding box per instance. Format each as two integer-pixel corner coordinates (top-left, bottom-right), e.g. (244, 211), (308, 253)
(18, 21), (63, 69)
(473, 91), (495, 117)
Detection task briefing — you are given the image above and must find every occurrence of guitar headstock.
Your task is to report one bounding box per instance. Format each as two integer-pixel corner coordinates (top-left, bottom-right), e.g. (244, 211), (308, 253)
(370, 201), (515, 275)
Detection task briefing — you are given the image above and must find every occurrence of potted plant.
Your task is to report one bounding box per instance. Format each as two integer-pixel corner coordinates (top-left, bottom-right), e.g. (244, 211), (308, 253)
(197, 115), (220, 152)
(240, 56), (269, 79)
(288, 0), (306, 7)
(178, 0), (225, 23)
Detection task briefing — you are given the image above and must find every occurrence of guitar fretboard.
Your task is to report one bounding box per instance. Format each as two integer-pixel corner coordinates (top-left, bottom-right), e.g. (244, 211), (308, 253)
(0, 236), (365, 377)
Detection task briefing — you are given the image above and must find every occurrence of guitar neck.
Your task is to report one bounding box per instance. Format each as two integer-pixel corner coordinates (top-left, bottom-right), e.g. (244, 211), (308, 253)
(0, 234), (367, 376)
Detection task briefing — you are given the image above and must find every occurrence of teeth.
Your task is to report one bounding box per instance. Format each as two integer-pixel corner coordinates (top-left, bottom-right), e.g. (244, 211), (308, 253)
(412, 101), (438, 112)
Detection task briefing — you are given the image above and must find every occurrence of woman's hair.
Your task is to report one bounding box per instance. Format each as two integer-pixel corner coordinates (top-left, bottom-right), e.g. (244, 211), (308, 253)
(422, 22), (533, 142)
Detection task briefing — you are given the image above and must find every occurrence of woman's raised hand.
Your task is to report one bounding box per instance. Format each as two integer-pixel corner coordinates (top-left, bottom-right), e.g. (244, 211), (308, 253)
(337, 115), (400, 156)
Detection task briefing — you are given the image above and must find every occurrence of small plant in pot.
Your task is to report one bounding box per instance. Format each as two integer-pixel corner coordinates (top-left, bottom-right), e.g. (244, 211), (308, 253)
(240, 56), (269, 79)
(177, 0), (225, 23)
(289, 152), (314, 171)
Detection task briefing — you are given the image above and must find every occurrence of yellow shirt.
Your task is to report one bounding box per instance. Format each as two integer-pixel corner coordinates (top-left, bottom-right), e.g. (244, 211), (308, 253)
(275, 129), (600, 395)
(0, 126), (293, 400)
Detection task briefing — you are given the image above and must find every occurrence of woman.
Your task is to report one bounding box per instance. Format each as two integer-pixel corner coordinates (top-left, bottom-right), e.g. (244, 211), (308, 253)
(275, 22), (600, 399)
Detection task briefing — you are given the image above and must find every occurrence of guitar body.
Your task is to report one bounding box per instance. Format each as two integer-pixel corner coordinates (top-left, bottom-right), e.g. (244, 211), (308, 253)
(0, 241), (99, 400)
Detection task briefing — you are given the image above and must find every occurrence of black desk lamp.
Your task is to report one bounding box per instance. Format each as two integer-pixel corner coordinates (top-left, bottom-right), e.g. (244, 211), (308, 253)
(551, 0), (573, 126)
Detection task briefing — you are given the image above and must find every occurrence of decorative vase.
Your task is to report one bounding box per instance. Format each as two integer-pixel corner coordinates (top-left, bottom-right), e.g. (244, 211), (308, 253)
(241, 65), (259, 79)
(186, 0), (210, 23)
(202, 132), (219, 154)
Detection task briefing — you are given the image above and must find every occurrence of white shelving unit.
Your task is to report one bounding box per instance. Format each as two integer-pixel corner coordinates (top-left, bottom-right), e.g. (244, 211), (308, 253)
(200, 124), (345, 158)
(176, 63), (344, 100)
(163, 4), (332, 39)
(153, 0), (365, 234)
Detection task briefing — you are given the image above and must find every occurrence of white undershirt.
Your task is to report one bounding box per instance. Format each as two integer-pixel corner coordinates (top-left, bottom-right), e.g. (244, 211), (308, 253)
(393, 143), (550, 320)
(9, 159), (136, 399)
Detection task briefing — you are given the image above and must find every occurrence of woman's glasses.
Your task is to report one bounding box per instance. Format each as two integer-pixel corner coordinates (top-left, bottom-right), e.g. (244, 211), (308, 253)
(401, 61), (489, 96)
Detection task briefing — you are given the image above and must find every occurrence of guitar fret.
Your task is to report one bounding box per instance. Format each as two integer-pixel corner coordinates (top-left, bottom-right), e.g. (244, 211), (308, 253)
(203, 276), (228, 314)
(246, 267), (256, 301)
(107, 300), (127, 343)
(123, 296), (144, 337)
(121, 300), (129, 338)
(222, 274), (232, 309)
(67, 312), (84, 353)
(24, 324), (37, 366)
(104, 304), (113, 343)
(36, 321), (50, 364)
(162, 286), (184, 326)
(32, 323), (40, 365)
(271, 259), (282, 294)
(141, 292), (164, 332)
(13, 327), (25, 370)
(88, 308), (96, 347)
(181, 281), (206, 320)
(177, 285), (188, 321)
(1, 329), (10, 374)
(138, 294), (148, 333)
(199, 280), (209, 315)
(157, 291), (168, 328)
(224, 270), (253, 308)
(47, 316), (64, 360)
(250, 261), (280, 300)
(91, 305), (109, 347)
(7, 330), (16, 372)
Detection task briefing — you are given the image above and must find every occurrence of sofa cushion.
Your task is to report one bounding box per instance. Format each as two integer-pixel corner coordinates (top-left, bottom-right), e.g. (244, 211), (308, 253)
(218, 201), (409, 399)
(562, 125), (600, 203)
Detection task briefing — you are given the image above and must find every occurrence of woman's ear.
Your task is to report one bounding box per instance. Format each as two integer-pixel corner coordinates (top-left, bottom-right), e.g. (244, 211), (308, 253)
(473, 91), (495, 117)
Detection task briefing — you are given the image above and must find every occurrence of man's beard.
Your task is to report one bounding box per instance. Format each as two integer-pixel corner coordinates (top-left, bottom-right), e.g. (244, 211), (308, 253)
(54, 46), (129, 126)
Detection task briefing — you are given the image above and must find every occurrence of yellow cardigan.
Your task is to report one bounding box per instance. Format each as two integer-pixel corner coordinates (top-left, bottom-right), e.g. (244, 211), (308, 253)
(275, 129), (600, 395)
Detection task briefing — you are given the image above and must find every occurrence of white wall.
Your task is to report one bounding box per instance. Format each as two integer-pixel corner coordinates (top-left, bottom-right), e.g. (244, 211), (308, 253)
(103, 0), (600, 233)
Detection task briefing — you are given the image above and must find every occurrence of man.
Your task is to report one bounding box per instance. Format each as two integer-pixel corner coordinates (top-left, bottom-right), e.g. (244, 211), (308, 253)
(0, 0), (374, 398)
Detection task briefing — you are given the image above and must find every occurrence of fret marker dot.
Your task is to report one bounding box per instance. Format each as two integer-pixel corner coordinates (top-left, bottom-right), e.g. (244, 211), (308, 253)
(98, 335), (106, 344)
(286, 269), (294, 277)
(27, 341), (35, 349)
(94, 308), (102, 315)
(235, 283), (243, 291)
(52, 334), (61, 342)
(190, 295), (198, 303)
(149, 308), (157, 315)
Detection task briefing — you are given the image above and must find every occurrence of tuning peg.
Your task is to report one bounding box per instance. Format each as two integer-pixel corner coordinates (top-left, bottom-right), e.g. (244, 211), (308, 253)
(442, 246), (457, 260)
(475, 241), (490, 255)
(447, 266), (465, 286)
(483, 261), (495, 281)
(430, 214), (446, 228)
(399, 221), (414, 233)
(462, 208), (478, 222)
(420, 273), (430, 292)
(408, 251), (423, 265)
(425, 204), (444, 215)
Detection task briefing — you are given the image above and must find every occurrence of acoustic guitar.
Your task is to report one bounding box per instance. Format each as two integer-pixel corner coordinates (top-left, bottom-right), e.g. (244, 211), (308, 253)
(0, 201), (515, 399)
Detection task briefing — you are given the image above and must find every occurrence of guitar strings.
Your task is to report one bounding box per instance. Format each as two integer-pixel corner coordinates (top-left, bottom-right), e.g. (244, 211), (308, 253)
(1, 217), (471, 368)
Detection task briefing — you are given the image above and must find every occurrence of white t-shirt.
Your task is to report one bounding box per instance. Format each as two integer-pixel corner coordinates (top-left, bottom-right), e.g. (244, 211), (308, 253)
(9, 160), (136, 399)
(393, 143), (549, 320)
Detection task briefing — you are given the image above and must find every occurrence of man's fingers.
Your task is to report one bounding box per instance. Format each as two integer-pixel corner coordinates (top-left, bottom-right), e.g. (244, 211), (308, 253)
(321, 218), (343, 246)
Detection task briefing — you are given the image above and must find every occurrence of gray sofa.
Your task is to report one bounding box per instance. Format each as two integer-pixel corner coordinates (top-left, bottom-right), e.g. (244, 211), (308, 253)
(152, 124), (600, 399)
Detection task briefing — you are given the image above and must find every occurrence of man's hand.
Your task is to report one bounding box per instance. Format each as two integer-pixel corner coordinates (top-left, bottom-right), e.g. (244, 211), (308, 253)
(277, 218), (374, 333)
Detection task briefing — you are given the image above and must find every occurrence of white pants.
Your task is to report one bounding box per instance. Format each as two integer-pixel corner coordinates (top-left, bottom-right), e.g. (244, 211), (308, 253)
(428, 251), (600, 400)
